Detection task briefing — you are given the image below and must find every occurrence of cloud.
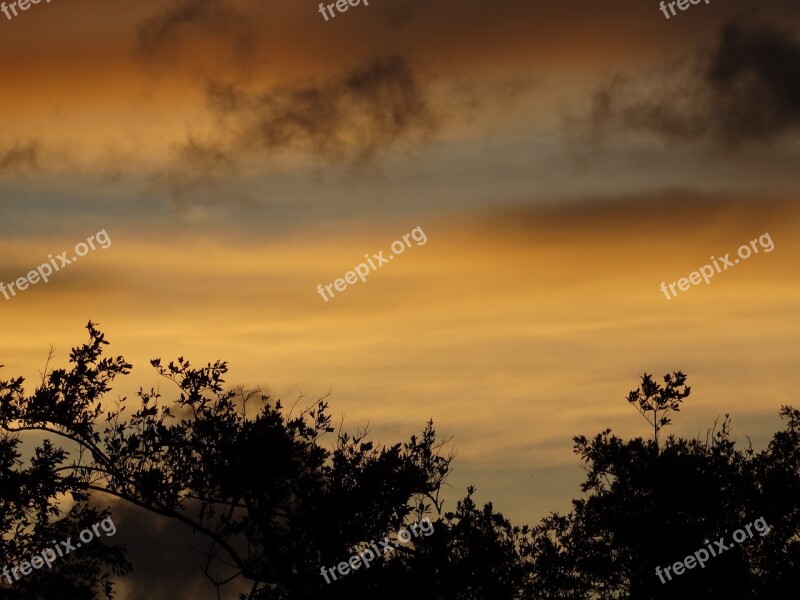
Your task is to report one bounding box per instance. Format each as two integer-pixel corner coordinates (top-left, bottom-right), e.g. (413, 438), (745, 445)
(136, 0), (253, 60)
(151, 55), (437, 206)
(705, 21), (800, 140)
(0, 140), (40, 174)
(180, 136), (237, 175)
(151, 54), (546, 208)
(209, 54), (436, 163)
(159, 53), (437, 189)
(151, 136), (243, 210)
(576, 21), (800, 147)
(473, 188), (796, 236)
(102, 500), (251, 600)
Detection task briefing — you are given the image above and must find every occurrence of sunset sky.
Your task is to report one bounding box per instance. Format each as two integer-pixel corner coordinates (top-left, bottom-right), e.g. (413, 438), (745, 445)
(1, 0), (799, 597)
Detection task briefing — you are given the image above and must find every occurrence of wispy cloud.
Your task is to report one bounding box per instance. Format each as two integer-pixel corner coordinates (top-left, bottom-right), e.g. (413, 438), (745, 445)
(0, 140), (40, 174)
(136, 0), (253, 60)
(202, 54), (437, 163)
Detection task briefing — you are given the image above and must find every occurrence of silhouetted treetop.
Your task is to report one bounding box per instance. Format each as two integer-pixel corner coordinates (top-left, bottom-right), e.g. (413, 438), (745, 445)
(1, 330), (798, 600)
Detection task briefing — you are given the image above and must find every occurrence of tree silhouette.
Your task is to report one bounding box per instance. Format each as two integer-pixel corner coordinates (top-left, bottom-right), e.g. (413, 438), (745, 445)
(626, 371), (691, 446)
(0, 426), (129, 599)
(1, 326), (798, 599)
(2, 323), (517, 599)
(528, 376), (800, 599)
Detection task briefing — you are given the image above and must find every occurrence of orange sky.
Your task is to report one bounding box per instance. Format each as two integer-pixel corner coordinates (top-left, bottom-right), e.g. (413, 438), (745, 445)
(2, 195), (798, 525)
(1, 1), (799, 597)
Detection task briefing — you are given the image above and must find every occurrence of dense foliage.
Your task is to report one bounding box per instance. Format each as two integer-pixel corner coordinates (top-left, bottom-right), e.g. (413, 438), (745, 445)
(0, 325), (797, 599)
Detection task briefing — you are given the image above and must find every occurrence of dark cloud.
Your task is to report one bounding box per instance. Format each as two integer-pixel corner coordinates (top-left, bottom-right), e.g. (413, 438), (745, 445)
(149, 55), (437, 206)
(154, 55), (544, 206)
(705, 21), (800, 140)
(136, 0), (253, 59)
(0, 140), (39, 174)
(205, 80), (245, 115)
(158, 53), (436, 184)
(469, 190), (797, 245)
(205, 54), (437, 164)
(180, 136), (237, 175)
(151, 136), (242, 209)
(577, 21), (800, 147)
(102, 500), (251, 600)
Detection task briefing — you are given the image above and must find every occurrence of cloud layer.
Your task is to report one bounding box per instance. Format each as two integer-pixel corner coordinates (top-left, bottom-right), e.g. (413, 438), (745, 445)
(581, 21), (800, 147)
(136, 0), (253, 60)
(0, 141), (40, 174)
(201, 55), (436, 163)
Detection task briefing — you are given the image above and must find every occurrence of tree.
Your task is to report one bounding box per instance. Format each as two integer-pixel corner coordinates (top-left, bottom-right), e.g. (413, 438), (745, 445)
(1, 323), (530, 599)
(625, 371), (690, 447)
(528, 372), (800, 599)
(3, 328), (798, 599)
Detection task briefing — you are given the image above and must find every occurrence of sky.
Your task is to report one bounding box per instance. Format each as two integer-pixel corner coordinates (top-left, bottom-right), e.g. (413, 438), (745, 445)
(1, 0), (799, 597)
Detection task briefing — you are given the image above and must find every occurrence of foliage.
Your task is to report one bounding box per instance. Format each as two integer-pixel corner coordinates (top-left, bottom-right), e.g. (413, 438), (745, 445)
(1, 328), (798, 600)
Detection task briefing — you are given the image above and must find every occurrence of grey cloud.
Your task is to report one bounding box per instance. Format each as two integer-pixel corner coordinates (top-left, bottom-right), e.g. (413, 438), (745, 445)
(472, 190), (796, 244)
(0, 140), (39, 174)
(159, 53), (436, 188)
(152, 136), (242, 209)
(205, 80), (246, 115)
(154, 55), (437, 205)
(578, 21), (800, 147)
(211, 54), (437, 164)
(102, 501), (250, 600)
(705, 21), (800, 141)
(157, 56), (541, 206)
(136, 0), (253, 59)
(180, 136), (237, 175)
